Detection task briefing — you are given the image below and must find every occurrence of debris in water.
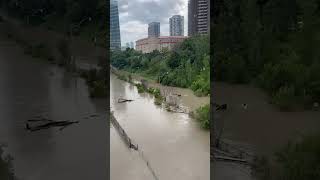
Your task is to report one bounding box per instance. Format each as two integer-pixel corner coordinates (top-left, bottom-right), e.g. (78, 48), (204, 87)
(118, 98), (134, 103)
(173, 93), (182, 97)
(242, 103), (248, 110)
(25, 117), (79, 132)
(313, 102), (319, 110)
(215, 104), (227, 111)
(89, 114), (99, 117)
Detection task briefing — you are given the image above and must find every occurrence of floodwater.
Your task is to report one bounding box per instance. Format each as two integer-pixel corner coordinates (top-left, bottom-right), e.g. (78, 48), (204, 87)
(213, 82), (320, 156)
(213, 83), (320, 180)
(110, 126), (154, 180)
(0, 39), (108, 179)
(110, 73), (210, 180)
(128, 73), (210, 112)
(213, 161), (254, 180)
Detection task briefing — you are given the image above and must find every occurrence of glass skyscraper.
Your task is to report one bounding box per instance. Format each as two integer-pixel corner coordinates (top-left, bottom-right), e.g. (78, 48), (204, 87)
(110, 0), (121, 50)
(170, 15), (184, 36)
(148, 22), (160, 37)
(188, 0), (210, 36)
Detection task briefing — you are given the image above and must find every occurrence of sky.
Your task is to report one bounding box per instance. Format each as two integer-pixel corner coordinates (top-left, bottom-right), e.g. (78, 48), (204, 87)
(117, 0), (188, 47)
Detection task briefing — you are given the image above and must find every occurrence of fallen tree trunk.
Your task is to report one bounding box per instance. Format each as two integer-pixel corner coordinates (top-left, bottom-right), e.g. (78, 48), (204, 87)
(26, 118), (79, 132)
(118, 98), (134, 103)
(214, 155), (248, 164)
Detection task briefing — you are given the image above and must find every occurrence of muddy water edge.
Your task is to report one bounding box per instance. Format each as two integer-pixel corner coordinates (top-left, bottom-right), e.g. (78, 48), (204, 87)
(0, 21), (110, 179)
(110, 73), (210, 180)
(214, 81), (320, 156)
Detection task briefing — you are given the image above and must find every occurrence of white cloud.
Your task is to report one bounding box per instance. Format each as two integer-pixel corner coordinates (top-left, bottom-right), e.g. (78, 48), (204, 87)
(117, 0), (188, 46)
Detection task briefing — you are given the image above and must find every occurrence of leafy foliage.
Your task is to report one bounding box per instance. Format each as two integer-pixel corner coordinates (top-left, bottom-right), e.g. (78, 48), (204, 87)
(275, 134), (320, 180)
(1, 0), (106, 41)
(2, 0), (103, 22)
(111, 35), (210, 96)
(213, 0), (320, 110)
(191, 104), (210, 129)
(253, 134), (320, 180)
(80, 68), (107, 98)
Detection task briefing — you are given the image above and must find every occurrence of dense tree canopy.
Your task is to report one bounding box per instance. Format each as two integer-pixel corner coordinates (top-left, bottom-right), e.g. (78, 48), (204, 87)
(213, 0), (320, 110)
(111, 35), (210, 96)
(0, 0), (107, 46)
(0, 0), (106, 26)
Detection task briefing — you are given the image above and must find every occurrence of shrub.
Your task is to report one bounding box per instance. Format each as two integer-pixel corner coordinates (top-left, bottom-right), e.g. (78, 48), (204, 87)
(117, 74), (128, 81)
(253, 134), (320, 180)
(89, 80), (107, 98)
(272, 86), (296, 111)
(192, 104), (210, 129)
(135, 83), (145, 93)
(275, 134), (320, 180)
(154, 97), (163, 105)
(128, 74), (132, 83)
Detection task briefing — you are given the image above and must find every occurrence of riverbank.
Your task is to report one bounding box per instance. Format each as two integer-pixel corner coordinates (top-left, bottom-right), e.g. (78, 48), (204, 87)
(111, 35), (210, 96)
(214, 81), (320, 156)
(111, 67), (209, 112)
(0, 50), (108, 179)
(0, 0), (106, 47)
(0, 11), (106, 66)
(0, 18), (108, 180)
(110, 73), (210, 180)
(111, 67), (210, 129)
(213, 81), (320, 179)
(0, 13), (107, 98)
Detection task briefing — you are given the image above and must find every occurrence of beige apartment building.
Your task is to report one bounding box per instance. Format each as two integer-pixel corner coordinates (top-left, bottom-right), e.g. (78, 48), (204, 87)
(136, 36), (188, 53)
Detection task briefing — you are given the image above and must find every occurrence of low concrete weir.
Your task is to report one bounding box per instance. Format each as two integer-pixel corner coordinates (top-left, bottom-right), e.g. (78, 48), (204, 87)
(110, 112), (138, 150)
(110, 112), (160, 180)
(110, 72), (209, 180)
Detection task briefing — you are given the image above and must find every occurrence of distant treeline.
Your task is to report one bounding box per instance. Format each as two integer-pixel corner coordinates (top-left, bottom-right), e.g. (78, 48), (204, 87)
(111, 35), (210, 96)
(0, 0), (105, 22)
(213, 0), (320, 110)
(0, 0), (106, 41)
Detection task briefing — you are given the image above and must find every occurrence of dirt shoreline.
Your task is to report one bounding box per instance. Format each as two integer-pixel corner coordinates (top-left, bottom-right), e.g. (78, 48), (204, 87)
(214, 81), (320, 156)
(111, 68), (210, 112)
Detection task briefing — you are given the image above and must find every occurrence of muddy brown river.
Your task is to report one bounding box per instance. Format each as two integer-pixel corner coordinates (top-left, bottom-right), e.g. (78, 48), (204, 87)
(110, 73), (210, 180)
(0, 39), (108, 179)
(214, 82), (320, 156)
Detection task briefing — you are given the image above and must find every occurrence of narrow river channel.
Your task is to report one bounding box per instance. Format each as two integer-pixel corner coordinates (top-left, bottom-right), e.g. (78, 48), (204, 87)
(110, 73), (210, 180)
(0, 41), (108, 179)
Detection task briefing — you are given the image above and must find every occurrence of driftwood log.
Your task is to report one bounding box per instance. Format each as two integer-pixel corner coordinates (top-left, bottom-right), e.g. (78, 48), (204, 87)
(26, 118), (79, 132)
(213, 103), (227, 111)
(118, 98), (133, 103)
(172, 93), (182, 97)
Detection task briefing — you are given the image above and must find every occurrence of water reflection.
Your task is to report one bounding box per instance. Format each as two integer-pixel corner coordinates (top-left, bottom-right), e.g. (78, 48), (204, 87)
(0, 44), (107, 180)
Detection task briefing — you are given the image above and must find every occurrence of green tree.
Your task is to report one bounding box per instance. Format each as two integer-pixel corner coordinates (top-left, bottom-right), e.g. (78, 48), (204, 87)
(275, 134), (320, 180)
